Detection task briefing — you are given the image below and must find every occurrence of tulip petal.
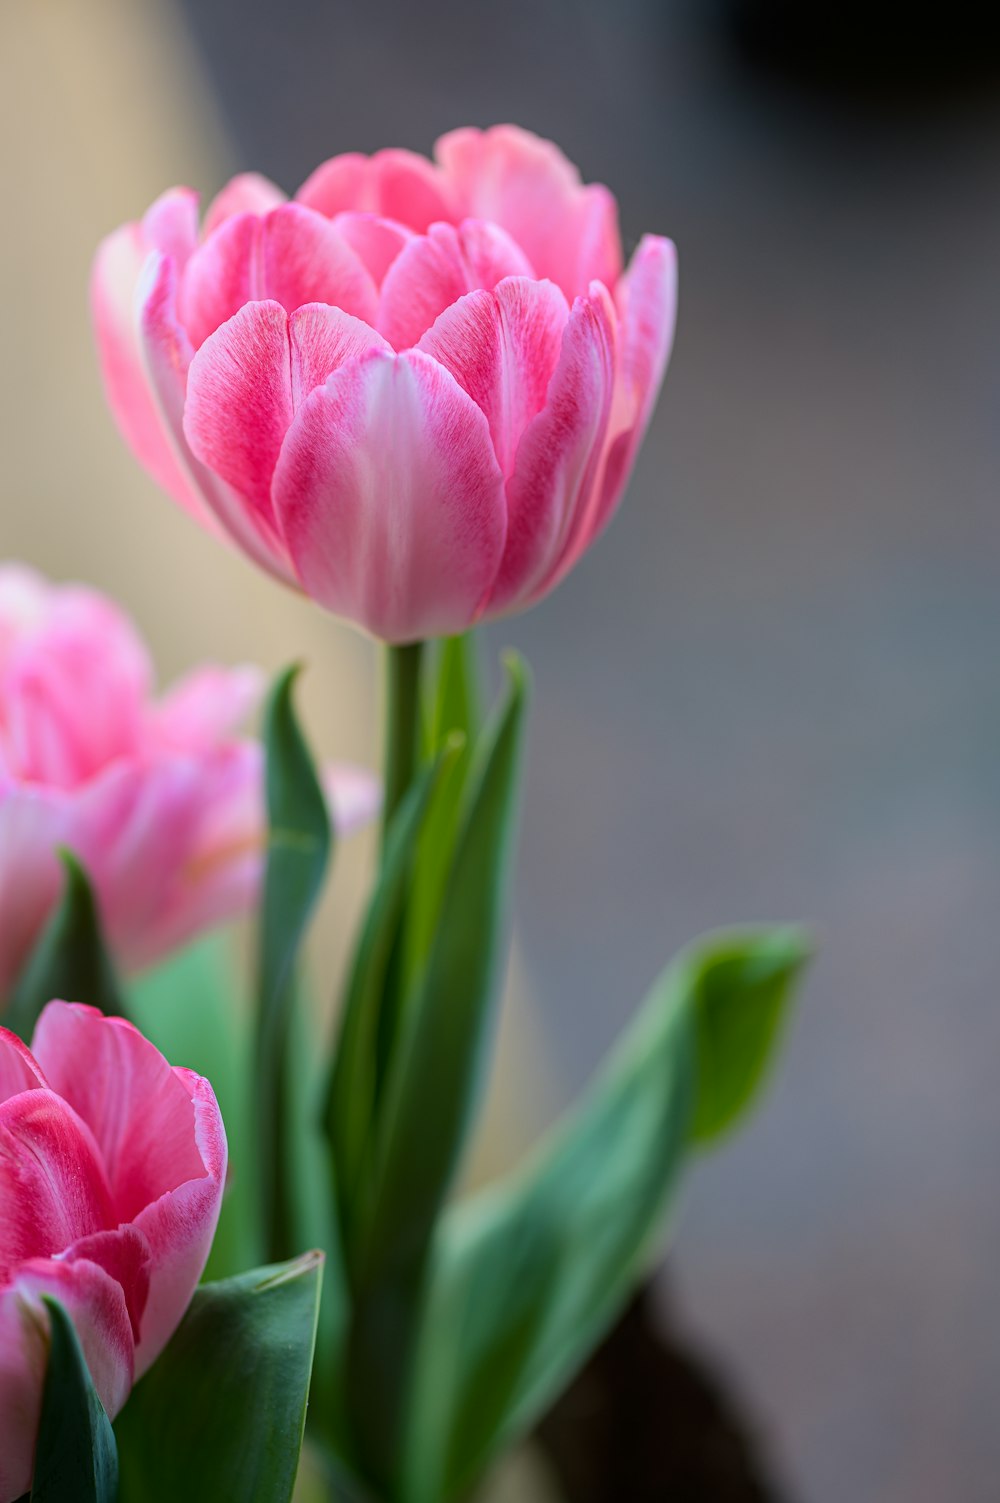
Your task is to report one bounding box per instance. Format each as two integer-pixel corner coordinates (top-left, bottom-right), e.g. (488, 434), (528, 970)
(0, 1027), (46, 1103)
(0, 1091), (115, 1282)
(63, 1225), (151, 1346)
(261, 203), (378, 323)
(203, 171), (287, 237)
(274, 347), (507, 640)
(0, 783), (68, 1004)
(435, 125), (622, 299)
(297, 148), (456, 232)
(593, 234), (678, 537)
(29, 1004), (226, 1374)
(487, 286), (616, 614)
(379, 219), (534, 350)
(184, 299), (390, 517)
(151, 664), (264, 754)
(0, 1256), (135, 1499)
(139, 253), (297, 581)
(331, 212), (413, 285)
(418, 277), (569, 477)
(91, 225), (219, 532)
(141, 187), (199, 270)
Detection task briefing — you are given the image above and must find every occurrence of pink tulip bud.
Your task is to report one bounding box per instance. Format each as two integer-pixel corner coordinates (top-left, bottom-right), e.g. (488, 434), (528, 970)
(92, 125), (677, 642)
(0, 565), (378, 1001)
(0, 1004), (227, 1500)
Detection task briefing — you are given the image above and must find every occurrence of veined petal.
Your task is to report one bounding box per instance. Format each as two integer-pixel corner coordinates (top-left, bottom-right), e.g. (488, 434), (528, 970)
(274, 347), (507, 641)
(331, 212), (413, 285)
(91, 225), (218, 530)
(141, 187), (199, 270)
(0, 1091), (115, 1282)
(0, 1028), (46, 1105)
(378, 219), (534, 349)
(0, 1255), (135, 1498)
(203, 171), (287, 237)
(30, 1005), (210, 1225)
(184, 299), (390, 516)
(297, 148), (456, 232)
(29, 1005), (226, 1375)
(260, 202), (378, 323)
(435, 124), (622, 299)
(487, 284), (616, 614)
(418, 276), (568, 477)
(593, 234), (678, 537)
(138, 252), (297, 581)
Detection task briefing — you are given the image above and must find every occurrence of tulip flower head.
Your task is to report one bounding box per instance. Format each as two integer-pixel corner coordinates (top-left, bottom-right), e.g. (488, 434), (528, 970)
(93, 125), (677, 641)
(0, 565), (376, 1001)
(0, 1004), (226, 1502)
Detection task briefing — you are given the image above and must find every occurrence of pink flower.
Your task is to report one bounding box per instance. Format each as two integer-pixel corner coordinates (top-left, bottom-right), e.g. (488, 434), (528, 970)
(0, 1002), (226, 1501)
(0, 565), (377, 1001)
(92, 125), (677, 642)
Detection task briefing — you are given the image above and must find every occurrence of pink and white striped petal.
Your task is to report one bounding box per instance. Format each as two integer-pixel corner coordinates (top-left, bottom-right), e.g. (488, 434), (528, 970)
(593, 235), (678, 538)
(297, 148), (456, 232)
(138, 253), (297, 581)
(487, 285), (616, 614)
(274, 348), (507, 641)
(203, 171), (287, 237)
(378, 219), (535, 350)
(418, 277), (569, 477)
(184, 299), (390, 516)
(91, 225), (218, 531)
(435, 125), (622, 300)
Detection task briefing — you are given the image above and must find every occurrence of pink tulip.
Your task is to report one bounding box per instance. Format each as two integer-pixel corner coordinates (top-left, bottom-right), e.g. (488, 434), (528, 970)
(0, 565), (377, 1002)
(93, 125), (677, 642)
(0, 1002), (226, 1501)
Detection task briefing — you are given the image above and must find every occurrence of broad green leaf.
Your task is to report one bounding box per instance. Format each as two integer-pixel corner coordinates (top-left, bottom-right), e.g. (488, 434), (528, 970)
(7, 851), (125, 1041)
(31, 1297), (118, 1503)
(346, 654), (529, 1486)
(688, 928), (809, 1142)
(402, 928), (809, 1503)
(116, 1254), (324, 1503)
(129, 935), (257, 1281)
(255, 667), (332, 1262)
(324, 751), (457, 1277)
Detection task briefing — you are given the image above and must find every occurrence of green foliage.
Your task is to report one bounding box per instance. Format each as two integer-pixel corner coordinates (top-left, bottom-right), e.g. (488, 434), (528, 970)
(255, 667), (332, 1263)
(116, 1255), (324, 1503)
(7, 850), (125, 1041)
(30, 1297), (118, 1503)
(401, 929), (810, 1503)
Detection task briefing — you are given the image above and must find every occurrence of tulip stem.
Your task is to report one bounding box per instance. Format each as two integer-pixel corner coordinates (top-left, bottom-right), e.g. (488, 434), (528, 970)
(382, 642), (424, 855)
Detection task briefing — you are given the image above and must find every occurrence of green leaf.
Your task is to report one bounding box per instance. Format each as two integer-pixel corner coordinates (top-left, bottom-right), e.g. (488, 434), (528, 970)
(346, 654), (529, 1487)
(255, 666), (332, 1263)
(7, 851), (125, 1042)
(689, 928), (810, 1142)
(116, 1254), (324, 1503)
(128, 935), (257, 1281)
(402, 928), (809, 1503)
(324, 749), (458, 1277)
(31, 1297), (118, 1503)
(362, 653), (529, 1277)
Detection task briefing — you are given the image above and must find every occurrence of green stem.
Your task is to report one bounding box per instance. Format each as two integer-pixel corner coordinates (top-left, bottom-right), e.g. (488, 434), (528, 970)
(382, 642), (424, 858)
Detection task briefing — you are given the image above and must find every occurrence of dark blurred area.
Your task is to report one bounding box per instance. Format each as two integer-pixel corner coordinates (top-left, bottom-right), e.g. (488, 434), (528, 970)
(170, 0), (1000, 1497)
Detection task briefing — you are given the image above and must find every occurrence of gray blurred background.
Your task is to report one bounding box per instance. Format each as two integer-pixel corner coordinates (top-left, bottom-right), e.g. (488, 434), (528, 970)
(4, 1), (1000, 1497)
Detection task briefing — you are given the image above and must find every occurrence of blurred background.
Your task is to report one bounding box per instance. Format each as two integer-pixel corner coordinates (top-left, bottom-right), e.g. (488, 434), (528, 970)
(3, 1), (1000, 1498)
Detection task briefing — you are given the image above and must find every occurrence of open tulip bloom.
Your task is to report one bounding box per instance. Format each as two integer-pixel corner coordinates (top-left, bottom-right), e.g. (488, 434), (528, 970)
(0, 127), (808, 1503)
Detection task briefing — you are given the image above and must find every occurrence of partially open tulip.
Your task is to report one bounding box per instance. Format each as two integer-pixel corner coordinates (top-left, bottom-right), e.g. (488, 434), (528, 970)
(93, 125), (676, 641)
(0, 1002), (226, 1501)
(0, 565), (376, 1001)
